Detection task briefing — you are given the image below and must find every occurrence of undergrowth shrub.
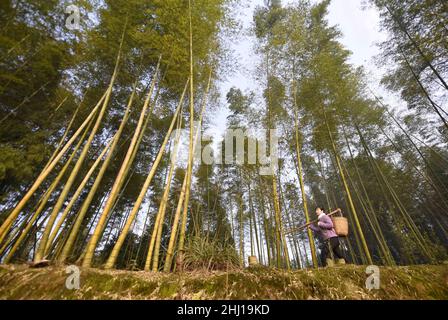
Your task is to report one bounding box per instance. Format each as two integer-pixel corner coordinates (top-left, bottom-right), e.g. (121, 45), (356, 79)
(183, 236), (240, 271)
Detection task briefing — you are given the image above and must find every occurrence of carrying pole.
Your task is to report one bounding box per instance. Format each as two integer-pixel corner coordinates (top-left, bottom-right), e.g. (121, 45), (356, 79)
(285, 208), (341, 235)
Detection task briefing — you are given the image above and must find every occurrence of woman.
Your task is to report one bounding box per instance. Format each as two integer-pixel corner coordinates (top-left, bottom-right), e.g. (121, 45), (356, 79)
(308, 206), (346, 266)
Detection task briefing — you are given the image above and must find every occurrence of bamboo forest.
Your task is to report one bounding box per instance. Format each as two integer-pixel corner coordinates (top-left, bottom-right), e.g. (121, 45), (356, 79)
(0, 0), (447, 301)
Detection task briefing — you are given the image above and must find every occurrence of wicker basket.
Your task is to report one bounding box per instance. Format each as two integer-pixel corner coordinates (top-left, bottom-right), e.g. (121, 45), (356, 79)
(332, 216), (349, 237)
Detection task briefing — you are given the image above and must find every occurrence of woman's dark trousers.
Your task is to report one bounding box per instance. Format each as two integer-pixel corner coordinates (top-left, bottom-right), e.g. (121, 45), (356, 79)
(321, 237), (344, 266)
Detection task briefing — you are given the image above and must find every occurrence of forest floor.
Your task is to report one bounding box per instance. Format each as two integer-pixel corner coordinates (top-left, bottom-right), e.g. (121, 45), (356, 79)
(0, 264), (447, 300)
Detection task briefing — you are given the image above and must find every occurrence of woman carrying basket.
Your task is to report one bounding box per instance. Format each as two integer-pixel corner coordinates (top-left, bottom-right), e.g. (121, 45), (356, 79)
(308, 206), (346, 267)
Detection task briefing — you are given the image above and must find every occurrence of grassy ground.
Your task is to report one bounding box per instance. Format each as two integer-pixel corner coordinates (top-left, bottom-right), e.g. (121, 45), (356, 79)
(0, 264), (447, 300)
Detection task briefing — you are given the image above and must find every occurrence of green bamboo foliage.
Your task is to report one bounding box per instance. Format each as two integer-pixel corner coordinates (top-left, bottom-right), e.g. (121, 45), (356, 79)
(380, 2), (448, 90)
(1, 0), (447, 273)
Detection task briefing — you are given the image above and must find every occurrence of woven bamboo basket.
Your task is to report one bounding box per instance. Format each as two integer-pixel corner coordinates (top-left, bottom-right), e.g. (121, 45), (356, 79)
(332, 216), (348, 237)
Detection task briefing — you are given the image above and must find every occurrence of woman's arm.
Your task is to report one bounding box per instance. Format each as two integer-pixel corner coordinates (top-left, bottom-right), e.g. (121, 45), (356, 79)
(309, 223), (319, 232)
(317, 215), (333, 230)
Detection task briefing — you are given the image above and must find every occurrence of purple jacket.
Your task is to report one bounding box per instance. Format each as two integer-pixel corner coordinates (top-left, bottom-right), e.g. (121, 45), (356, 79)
(309, 214), (337, 241)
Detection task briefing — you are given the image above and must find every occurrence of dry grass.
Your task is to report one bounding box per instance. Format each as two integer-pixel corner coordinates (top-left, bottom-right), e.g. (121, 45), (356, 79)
(0, 264), (447, 300)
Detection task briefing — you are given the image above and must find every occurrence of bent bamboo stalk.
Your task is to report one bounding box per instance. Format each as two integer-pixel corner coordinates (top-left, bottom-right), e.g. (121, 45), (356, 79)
(44, 137), (114, 254)
(46, 81), (140, 257)
(149, 111), (183, 271)
(0, 119), (93, 261)
(57, 82), (138, 263)
(35, 20), (129, 262)
(82, 58), (162, 268)
(0, 92), (105, 245)
(105, 79), (188, 270)
(35, 66), (120, 262)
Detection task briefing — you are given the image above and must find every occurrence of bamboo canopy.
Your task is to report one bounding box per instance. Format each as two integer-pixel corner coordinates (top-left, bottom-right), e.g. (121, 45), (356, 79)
(0, 0), (446, 273)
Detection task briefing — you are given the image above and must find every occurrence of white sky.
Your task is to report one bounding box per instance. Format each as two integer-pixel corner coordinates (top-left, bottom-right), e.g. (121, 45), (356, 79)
(207, 0), (404, 140)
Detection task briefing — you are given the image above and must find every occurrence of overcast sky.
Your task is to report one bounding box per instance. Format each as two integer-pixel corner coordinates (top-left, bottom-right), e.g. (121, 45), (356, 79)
(207, 0), (402, 139)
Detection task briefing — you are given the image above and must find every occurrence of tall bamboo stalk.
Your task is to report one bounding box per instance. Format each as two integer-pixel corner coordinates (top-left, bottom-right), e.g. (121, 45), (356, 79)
(150, 133), (182, 271)
(278, 177), (301, 269)
(248, 181), (262, 262)
(380, 126), (448, 213)
(399, 51), (448, 131)
(238, 191), (244, 267)
(177, 0), (195, 256)
(257, 177), (271, 266)
(42, 98), (77, 172)
(292, 83), (318, 267)
(326, 148), (368, 265)
(342, 127), (395, 265)
(48, 83), (137, 257)
(163, 71), (212, 272)
(340, 149), (391, 265)
(272, 175), (290, 269)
